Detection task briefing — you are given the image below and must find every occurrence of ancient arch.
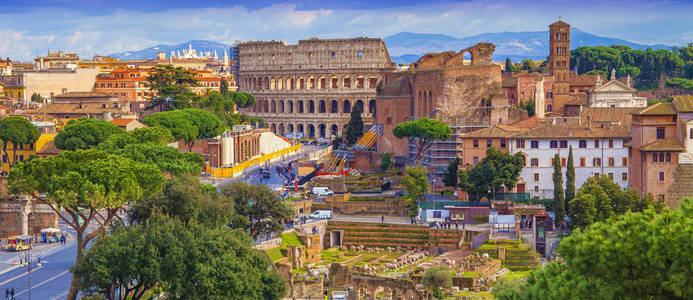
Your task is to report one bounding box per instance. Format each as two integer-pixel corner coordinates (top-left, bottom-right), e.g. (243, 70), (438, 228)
(270, 123), (276, 134)
(287, 123), (295, 133)
(288, 100), (294, 113)
(356, 75), (365, 89)
(318, 76), (326, 89)
(308, 76), (315, 89)
(308, 100), (315, 113)
(307, 124), (315, 139)
(356, 100), (364, 113)
(547, 104), (553, 112)
(331, 75), (339, 89)
(343, 100), (351, 113)
(318, 124), (326, 138)
(297, 124), (304, 136)
(318, 100), (326, 113)
(343, 75), (351, 88)
(368, 99), (376, 114)
(279, 100), (285, 113)
(278, 77), (284, 90)
(298, 76), (305, 89)
(331, 124), (338, 137)
(330, 100), (338, 113)
(270, 77), (276, 90)
(263, 77), (270, 90)
(428, 91), (434, 115)
(288, 78), (294, 90)
(263, 99), (269, 113)
(298, 100), (304, 113)
(278, 123), (285, 136)
(271, 100), (276, 113)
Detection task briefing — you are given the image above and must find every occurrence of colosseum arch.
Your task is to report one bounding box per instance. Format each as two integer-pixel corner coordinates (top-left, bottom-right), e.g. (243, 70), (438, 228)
(330, 75), (339, 89)
(297, 100), (304, 113)
(368, 99), (376, 114)
(308, 100), (315, 113)
(318, 100), (326, 113)
(343, 100), (351, 113)
(263, 77), (270, 90)
(331, 124), (338, 137)
(270, 77), (276, 90)
(318, 124), (326, 138)
(297, 124), (304, 137)
(356, 75), (365, 89)
(343, 75), (351, 88)
(252, 77), (257, 90)
(279, 100), (285, 113)
(278, 123), (285, 136)
(308, 124), (315, 139)
(330, 100), (338, 113)
(298, 76), (305, 90)
(278, 77), (284, 90)
(287, 123), (295, 133)
(271, 100), (276, 113)
(308, 76), (315, 89)
(288, 78), (294, 90)
(288, 100), (294, 113)
(318, 76), (325, 89)
(263, 100), (269, 113)
(355, 100), (364, 113)
(270, 123), (276, 134)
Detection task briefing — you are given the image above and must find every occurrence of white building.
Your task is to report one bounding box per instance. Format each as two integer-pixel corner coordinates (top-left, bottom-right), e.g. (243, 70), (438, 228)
(506, 107), (639, 199)
(587, 75), (646, 108)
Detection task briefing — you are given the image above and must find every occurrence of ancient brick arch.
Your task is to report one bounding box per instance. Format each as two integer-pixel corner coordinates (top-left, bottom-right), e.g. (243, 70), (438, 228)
(352, 274), (422, 300)
(448, 43), (496, 66)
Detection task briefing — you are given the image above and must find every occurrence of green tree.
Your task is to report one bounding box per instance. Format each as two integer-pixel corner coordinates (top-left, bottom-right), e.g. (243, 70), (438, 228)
(31, 93), (43, 103)
(345, 103), (364, 145)
(505, 57), (513, 72)
(498, 200), (693, 299)
(617, 66), (641, 78)
(146, 65), (199, 110)
(112, 143), (205, 176)
(458, 147), (524, 201)
(220, 78), (229, 96)
(8, 149), (165, 300)
(442, 157), (461, 187)
(131, 175), (236, 228)
(376, 80), (383, 94)
(519, 100), (535, 117)
(143, 109), (225, 151)
(331, 136), (342, 148)
(565, 146), (575, 214)
(54, 118), (124, 150)
(0, 116), (41, 169)
(552, 153), (565, 228)
(229, 91), (256, 108)
(97, 127), (174, 152)
(380, 152), (393, 170)
(220, 182), (293, 237)
(568, 193), (596, 229)
(402, 166), (429, 217)
(422, 266), (452, 298)
(392, 118), (451, 166)
(74, 216), (285, 300)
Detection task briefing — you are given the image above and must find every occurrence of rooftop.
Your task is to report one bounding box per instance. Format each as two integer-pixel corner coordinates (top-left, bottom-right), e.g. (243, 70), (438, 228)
(54, 92), (113, 98)
(639, 138), (685, 152)
(634, 102), (677, 115)
(672, 95), (693, 112)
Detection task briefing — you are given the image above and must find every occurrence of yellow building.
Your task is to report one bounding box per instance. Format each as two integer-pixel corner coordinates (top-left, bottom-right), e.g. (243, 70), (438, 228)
(0, 75), (26, 106)
(1, 133), (57, 174)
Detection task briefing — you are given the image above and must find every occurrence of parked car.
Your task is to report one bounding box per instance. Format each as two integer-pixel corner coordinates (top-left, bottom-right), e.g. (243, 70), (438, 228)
(311, 187), (334, 197)
(310, 210), (333, 219)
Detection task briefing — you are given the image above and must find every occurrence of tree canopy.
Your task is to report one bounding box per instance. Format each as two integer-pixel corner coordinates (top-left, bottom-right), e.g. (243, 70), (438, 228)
(496, 199), (693, 299)
(458, 147), (524, 201)
(54, 118), (124, 150)
(0, 116), (41, 168)
(220, 182), (294, 237)
(146, 65), (199, 110)
(392, 118), (451, 165)
(97, 127), (174, 152)
(552, 153), (565, 228)
(229, 91), (256, 108)
(443, 157), (461, 187)
(143, 108), (225, 150)
(345, 103), (364, 145)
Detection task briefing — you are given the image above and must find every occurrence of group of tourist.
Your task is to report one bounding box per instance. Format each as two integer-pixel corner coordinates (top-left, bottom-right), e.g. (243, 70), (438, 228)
(4, 288), (15, 300)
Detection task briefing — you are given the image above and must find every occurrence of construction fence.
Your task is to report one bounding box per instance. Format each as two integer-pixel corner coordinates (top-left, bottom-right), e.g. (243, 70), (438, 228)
(206, 144), (302, 178)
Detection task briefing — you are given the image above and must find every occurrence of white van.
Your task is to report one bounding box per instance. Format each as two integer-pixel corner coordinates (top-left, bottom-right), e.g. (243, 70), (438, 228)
(312, 187), (334, 197)
(311, 210), (332, 219)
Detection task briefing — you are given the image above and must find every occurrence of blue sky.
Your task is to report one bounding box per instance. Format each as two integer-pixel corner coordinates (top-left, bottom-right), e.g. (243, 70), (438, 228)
(0, 0), (691, 60)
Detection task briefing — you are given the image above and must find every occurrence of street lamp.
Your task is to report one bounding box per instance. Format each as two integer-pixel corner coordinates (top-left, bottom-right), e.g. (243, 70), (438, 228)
(19, 249), (42, 300)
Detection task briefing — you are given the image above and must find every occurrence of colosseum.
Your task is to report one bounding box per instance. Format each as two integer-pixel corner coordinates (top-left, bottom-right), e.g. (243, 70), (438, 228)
(237, 38), (396, 139)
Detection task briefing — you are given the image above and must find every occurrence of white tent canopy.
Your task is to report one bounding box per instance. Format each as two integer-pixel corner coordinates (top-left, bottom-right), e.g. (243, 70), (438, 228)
(40, 228), (62, 233)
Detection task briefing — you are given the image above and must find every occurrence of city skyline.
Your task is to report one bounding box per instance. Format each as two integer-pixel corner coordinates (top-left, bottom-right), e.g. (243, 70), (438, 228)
(1, 0), (692, 61)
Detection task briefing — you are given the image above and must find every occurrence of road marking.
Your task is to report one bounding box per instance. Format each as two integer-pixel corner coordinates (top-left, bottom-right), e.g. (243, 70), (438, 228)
(13, 269), (71, 297)
(0, 265), (43, 286)
(50, 290), (69, 300)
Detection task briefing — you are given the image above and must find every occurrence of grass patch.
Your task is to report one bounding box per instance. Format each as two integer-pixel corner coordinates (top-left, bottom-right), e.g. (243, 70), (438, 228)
(266, 247), (284, 262)
(459, 271), (480, 277)
(506, 270), (532, 279)
(280, 232), (303, 249)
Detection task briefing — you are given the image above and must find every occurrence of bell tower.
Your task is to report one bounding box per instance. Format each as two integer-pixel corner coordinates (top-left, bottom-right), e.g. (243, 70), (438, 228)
(549, 20), (571, 114)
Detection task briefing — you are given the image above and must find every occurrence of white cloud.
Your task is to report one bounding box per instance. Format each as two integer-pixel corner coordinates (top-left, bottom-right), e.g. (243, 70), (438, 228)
(0, 0), (690, 61)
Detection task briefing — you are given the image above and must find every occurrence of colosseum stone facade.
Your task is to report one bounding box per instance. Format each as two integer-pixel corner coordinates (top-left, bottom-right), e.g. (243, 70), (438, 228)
(237, 38), (396, 139)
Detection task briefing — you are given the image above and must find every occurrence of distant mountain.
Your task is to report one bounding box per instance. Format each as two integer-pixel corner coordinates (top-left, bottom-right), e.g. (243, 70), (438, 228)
(108, 40), (231, 60)
(386, 28), (673, 65)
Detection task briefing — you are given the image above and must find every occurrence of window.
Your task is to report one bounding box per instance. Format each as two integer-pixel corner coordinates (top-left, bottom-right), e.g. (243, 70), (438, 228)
(580, 157), (586, 166)
(659, 153), (664, 162)
(666, 153), (671, 162)
(386, 117), (392, 125)
(485, 139), (492, 147)
(531, 158), (539, 167)
(608, 139), (614, 148)
(533, 173), (540, 181)
(473, 140), (478, 148)
(534, 186), (539, 192)
(561, 157), (566, 166)
(652, 153), (657, 162)
(531, 141), (539, 149)
(622, 172), (628, 181)
(331, 52), (336, 59)
(594, 140), (600, 148)
(593, 157), (602, 166)
(659, 171), (664, 182)
(516, 139), (525, 148)
(579, 140), (587, 148)
(622, 157), (628, 166)
(473, 157), (479, 165)
(656, 127), (665, 139)
(501, 139), (506, 148)
(551, 158), (555, 166)
(560, 140), (567, 148)
(547, 92), (553, 98)
(433, 211), (442, 218)
(658, 194), (665, 202)
(608, 157), (615, 167)
(608, 172), (614, 180)
(550, 140), (558, 148)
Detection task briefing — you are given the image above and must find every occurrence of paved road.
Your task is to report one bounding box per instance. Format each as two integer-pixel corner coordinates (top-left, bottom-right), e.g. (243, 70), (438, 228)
(0, 239), (75, 300)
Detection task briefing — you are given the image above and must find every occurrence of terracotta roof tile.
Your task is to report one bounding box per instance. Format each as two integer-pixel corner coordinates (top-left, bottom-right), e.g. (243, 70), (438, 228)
(634, 102), (677, 115)
(36, 140), (60, 155)
(462, 125), (523, 138)
(639, 138), (685, 151)
(672, 95), (693, 112)
(111, 119), (136, 126)
(510, 116), (544, 129)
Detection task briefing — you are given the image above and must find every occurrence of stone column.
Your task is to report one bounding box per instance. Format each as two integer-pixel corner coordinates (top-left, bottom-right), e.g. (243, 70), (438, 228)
(20, 200), (31, 236)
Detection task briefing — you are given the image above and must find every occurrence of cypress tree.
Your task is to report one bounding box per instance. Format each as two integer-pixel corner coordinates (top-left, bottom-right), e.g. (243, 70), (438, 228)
(553, 153), (566, 229)
(220, 78), (229, 96)
(505, 57), (513, 73)
(565, 146), (576, 215)
(345, 104), (363, 145)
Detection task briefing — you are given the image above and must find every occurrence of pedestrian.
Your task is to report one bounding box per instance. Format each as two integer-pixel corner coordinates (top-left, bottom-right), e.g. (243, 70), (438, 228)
(455, 223), (459, 230)
(5, 288), (9, 300)
(9, 288), (13, 300)
(381, 215), (384, 223)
